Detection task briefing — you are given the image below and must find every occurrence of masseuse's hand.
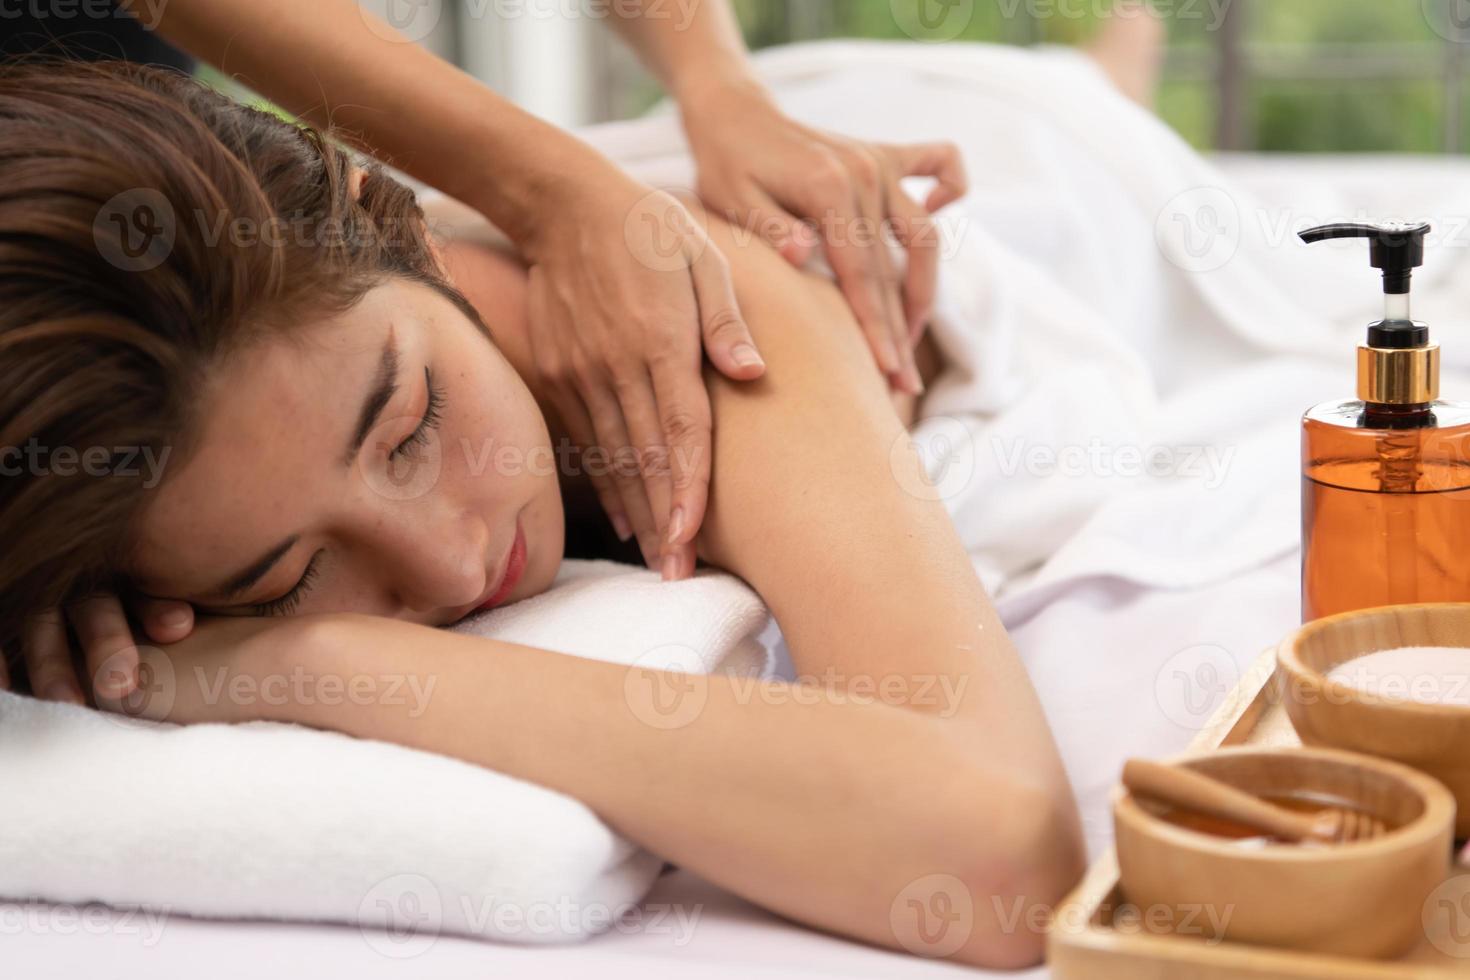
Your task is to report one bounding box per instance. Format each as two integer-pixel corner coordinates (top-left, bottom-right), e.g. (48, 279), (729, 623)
(515, 164), (764, 581)
(680, 78), (968, 395)
(10, 595), (194, 704)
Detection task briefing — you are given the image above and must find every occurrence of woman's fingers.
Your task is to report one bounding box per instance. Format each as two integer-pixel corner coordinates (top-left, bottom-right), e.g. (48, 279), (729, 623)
(884, 141), (969, 212)
(133, 596), (195, 645)
(22, 609), (82, 704)
(68, 594), (139, 700)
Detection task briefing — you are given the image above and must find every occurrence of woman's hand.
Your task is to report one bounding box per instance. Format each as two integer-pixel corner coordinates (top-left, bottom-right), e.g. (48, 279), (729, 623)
(514, 164), (765, 581)
(9, 594), (195, 704)
(680, 78), (968, 396)
(93, 614), (329, 726)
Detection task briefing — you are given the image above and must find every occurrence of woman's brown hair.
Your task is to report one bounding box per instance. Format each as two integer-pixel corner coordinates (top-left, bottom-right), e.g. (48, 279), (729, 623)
(0, 59), (483, 673)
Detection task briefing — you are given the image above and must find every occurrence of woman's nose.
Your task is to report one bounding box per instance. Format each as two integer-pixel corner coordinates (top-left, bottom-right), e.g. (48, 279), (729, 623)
(379, 507), (490, 614)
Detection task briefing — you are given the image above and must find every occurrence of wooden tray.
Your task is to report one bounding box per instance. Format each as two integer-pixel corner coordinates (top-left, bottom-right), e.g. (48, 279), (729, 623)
(1048, 646), (1470, 978)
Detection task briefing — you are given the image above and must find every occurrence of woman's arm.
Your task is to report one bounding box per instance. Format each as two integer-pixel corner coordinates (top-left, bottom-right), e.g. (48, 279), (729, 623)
(136, 598), (1063, 969)
(220, 617), (1062, 967)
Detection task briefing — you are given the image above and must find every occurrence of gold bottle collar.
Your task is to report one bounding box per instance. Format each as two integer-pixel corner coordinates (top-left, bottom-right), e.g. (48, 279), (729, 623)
(1357, 344), (1440, 405)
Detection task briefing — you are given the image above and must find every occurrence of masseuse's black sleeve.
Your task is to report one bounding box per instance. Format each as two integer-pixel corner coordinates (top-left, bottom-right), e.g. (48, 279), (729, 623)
(1, 1), (193, 72)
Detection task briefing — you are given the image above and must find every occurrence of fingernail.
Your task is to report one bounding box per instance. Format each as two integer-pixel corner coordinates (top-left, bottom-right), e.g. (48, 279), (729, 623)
(732, 344), (765, 370)
(662, 554), (679, 582)
(611, 512), (633, 542)
(667, 506), (687, 545)
(907, 364), (926, 395)
(160, 608), (190, 629)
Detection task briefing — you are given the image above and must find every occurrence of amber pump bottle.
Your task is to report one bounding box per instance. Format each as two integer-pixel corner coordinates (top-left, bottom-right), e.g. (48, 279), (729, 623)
(1299, 222), (1470, 622)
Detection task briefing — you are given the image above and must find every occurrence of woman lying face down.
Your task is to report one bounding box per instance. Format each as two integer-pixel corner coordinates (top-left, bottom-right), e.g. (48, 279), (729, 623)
(0, 61), (1084, 968)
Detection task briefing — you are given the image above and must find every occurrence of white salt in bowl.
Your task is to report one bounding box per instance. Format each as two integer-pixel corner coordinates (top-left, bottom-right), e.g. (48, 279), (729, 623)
(1280, 603), (1470, 836)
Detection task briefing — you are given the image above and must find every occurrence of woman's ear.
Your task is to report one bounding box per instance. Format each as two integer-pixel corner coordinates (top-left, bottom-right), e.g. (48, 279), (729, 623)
(347, 166), (367, 202)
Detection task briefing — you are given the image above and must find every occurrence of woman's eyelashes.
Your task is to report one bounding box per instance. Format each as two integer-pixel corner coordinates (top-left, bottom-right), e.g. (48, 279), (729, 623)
(390, 367), (445, 463)
(253, 549), (324, 617)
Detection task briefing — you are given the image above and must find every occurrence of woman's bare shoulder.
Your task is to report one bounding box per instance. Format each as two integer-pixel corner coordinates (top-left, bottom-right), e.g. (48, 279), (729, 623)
(433, 192), (944, 594)
(676, 193), (936, 427)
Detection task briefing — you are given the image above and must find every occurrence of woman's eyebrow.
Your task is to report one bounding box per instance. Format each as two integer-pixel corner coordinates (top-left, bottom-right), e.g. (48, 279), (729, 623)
(343, 328), (401, 465)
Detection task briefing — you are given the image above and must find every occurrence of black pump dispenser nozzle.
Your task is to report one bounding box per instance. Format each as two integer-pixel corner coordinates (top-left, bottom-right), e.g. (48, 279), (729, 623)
(1298, 221), (1428, 295)
(1298, 220), (1440, 407)
(1299, 221), (1431, 350)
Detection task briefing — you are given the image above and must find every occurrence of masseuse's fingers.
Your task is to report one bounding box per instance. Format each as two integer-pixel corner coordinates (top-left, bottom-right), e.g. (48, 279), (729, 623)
(640, 347), (707, 581)
(691, 239), (764, 383)
(884, 140), (969, 213)
(560, 396), (632, 543)
(68, 593), (140, 700)
(805, 154), (914, 393)
(740, 187), (818, 268)
(845, 146), (922, 394)
(524, 268), (634, 544)
(558, 389), (640, 548)
(132, 596), (194, 645)
(22, 609), (81, 704)
(577, 379), (663, 571)
(608, 367), (681, 574)
(884, 182), (941, 342)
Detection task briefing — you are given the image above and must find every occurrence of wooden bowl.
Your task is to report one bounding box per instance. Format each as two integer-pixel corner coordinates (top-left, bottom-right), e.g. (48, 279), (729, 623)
(1114, 746), (1453, 958)
(1279, 603), (1470, 836)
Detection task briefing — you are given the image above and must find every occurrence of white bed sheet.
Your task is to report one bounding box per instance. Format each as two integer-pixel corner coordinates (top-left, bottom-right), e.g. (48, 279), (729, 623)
(8, 152), (1464, 978)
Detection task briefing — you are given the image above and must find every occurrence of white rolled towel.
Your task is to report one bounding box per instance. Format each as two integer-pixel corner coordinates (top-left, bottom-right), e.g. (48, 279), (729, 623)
(0, 560), (773, 944)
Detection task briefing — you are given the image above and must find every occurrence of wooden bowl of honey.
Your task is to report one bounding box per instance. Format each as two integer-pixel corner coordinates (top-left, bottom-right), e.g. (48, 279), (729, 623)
(1113, 746), (1453, 958)
(1280, 603), (1470, 836)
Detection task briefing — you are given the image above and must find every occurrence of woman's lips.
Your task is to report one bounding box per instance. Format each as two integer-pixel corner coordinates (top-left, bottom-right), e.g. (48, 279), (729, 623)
(475, 524), (527, 613)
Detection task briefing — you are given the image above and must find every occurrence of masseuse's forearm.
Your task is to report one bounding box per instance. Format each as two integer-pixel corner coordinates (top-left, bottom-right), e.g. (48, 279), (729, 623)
(139, 0), (605, 243)
(605, 0), (764, 105)
(284, 615), (1058, 968)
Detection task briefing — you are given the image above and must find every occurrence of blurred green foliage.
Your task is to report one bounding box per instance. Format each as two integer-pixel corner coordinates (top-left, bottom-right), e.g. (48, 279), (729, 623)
(732, 0), (1467, 153)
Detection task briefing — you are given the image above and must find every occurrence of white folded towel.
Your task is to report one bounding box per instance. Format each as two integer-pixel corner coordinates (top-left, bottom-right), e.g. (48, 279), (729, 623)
(0, 560), (773, 944)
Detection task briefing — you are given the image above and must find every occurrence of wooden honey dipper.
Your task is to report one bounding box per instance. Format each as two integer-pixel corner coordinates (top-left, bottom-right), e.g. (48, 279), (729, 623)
(1122, 759), (1387, 844)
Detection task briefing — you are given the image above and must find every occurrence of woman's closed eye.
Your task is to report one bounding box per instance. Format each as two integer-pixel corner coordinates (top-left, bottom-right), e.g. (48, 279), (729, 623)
(391, 367), (445, 462)
(252, 549), (324, 617)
